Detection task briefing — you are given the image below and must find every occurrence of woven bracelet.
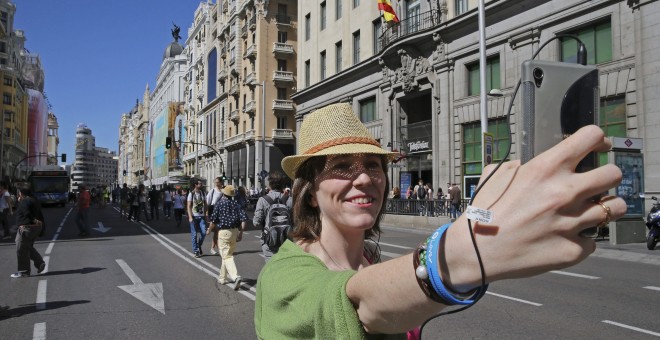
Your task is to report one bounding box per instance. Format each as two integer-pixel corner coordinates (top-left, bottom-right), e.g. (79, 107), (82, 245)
(412, 243), (447, 304)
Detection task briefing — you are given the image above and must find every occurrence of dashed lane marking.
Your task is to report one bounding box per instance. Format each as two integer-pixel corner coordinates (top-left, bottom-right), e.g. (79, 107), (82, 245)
(36, 280), (47, 310)
(32, 322), (46, 340)
(549, 270), (600, 280)
(602, 320), (660, 337)
(643, 286), (660, 292)
(485, 292), (543, 306)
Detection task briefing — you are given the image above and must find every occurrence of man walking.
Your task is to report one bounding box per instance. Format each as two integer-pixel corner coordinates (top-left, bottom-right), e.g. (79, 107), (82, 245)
(205, 177), (226, 255)
(449, 182), (462, 220)
(209, 185), (247, 290)
(187, 179), (207, 258)
(10, 185), (46, 278)
(119, 183), (129, 218)
(0, 181), (14, 240)
(76, 185), (91, 237)
(253, 170), (292, 261)
(148, 185), (160, 221)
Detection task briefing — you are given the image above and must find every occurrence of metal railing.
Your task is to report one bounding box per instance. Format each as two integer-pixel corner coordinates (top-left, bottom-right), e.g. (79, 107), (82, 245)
(384, 198), (469, 217)
(272, 42), (294, 54)
(379, 10), (441, 52)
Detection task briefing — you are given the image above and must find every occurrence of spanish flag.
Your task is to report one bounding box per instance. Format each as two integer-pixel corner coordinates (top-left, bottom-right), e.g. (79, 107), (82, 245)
(377, 0), (399, 23)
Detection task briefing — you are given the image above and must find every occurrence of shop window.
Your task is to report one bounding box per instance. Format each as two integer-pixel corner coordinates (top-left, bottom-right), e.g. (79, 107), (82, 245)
(598, 95), (626, 165)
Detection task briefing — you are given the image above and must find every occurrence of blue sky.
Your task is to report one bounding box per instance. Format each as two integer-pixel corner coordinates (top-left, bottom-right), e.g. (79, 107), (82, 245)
(13, 0), (206, 164)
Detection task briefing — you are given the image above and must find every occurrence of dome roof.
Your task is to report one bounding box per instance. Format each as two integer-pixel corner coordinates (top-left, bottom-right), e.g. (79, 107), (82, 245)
(164, 41), (183, 60)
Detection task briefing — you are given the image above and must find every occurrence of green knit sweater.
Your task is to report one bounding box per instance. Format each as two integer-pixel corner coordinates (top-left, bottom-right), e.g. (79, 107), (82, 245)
(255, 241), (405, 340)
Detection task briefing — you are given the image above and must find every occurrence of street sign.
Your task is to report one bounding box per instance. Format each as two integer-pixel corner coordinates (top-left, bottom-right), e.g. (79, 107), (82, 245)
(483, 132), (494, 166)
(259, 170), (269, 178)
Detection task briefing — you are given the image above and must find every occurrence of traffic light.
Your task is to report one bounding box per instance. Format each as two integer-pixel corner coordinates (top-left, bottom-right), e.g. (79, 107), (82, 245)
(165, 137), (172, 149)
(222, 172), (227, 181)
(61, 153), (66, 162)
(122, 170), (127, 176)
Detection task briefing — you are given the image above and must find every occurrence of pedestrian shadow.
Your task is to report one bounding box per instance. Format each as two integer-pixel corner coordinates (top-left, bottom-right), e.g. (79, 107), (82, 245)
(0, 300), (90, 320)
(39, 267), (105, 277)
(233, 250), (262, 255)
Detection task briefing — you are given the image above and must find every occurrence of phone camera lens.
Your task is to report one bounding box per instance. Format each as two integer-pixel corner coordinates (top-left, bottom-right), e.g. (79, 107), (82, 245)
(533, 68), (544, 81)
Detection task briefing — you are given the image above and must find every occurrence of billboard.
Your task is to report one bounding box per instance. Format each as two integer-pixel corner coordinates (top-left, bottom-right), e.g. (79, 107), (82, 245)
(168, 102), (185, 172)
(27, 89), (48, 166)
(151, 110), (168, 179)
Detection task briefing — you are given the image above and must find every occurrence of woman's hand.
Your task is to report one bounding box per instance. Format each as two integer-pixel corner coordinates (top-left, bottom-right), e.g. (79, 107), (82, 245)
(444, 125), (627, 289)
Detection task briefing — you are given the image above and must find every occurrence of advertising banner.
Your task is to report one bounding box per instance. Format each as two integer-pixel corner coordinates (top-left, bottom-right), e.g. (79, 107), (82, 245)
(27, 89), (48, 166)
(168, 102), (185, 172)
(151, 110), (168, 179)
(615, 152), (644, 217)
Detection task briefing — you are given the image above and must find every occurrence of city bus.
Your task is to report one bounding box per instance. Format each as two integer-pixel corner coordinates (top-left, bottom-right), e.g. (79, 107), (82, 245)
(29, 168), (69, 207)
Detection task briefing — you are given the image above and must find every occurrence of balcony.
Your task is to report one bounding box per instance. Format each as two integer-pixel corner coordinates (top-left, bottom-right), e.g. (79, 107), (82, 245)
(249, 16), (256, 30)
(230, 109), (240, 122)
(241, 24), (248, 38)
(224, 132), (244, 148)
(243, 44), (257, 59)
(272, 42), (294, 55)
(229, 84), (239, 96)
(379, 10), (441, 52)
(272, 128), (294, 140)
(273, 99), (294, 111)
(273, 70), (294, 83)
(275, 13), (291, 25)
(244, 71), (255, 85)
(244, 129), (255, 141)
(218, 68), (227, 80)
(243, 100), (256, 114)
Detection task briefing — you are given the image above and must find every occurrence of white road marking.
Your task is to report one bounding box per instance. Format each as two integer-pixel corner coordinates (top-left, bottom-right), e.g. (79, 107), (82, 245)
(116, 259), (165, 315)
(486, 292), (543, 306)
(36, 280), (47, 310)
(378, 242), (413, 250)
(136, 221), (256, 301)
(380, 250), (403, 258)
(42, 256), (49, 274)
(549, 270), (600, 280)
(46, 208), (71, 255)
(32, 322), (46, 340)
(643, 286), (660, 292)
(602, 320), (660, 337)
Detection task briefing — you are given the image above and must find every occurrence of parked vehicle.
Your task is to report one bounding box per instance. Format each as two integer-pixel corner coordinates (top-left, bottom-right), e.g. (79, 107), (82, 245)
(645, 196), (660, 250)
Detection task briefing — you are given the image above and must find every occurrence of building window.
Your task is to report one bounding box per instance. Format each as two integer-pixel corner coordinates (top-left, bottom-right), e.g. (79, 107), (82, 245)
(277, 87), (287, 100)
(467, 56), (500, 96)
(336, 0), (342, 20)
(353, 0), (360, 8)
(2, 93), (11, 105)
(305, 60), (311, 87)
(599, 95), (626, 164)
(455, 0), (467, 15)
(560, 21), (612, 65)
(305, 13), (311, 41)
(335, 41), (342, 73)
(0, 42), (5, 53)
(277, 115), (288, 129)
(3, 77), (11, 86)
(359, 97), (376, 123)
(373, 19), (382, 54)
(278, 31), (287, 43)
(207, 48), (218, 103)
(462, 118), (510, 175)
(277, 59), (287, 71)
(320, 2), (327, 30)
(320, 50), (327, 80)
(353, 30), (360, 65)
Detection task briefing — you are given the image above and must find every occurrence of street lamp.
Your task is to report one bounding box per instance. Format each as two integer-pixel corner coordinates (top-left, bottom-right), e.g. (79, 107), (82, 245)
(253, 80), (266, 188)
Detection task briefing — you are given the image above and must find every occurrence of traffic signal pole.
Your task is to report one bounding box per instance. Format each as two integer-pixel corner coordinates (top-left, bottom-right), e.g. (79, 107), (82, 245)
(165, 137), (225, 175)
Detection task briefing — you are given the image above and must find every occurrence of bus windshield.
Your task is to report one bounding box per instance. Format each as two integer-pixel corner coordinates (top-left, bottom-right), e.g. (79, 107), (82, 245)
(31, 177), (69, 193)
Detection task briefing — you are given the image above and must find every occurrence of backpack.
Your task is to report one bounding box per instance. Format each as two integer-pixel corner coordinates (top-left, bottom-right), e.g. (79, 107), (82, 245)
(261, 194), (292, 249)
(416, 185), (427, 199)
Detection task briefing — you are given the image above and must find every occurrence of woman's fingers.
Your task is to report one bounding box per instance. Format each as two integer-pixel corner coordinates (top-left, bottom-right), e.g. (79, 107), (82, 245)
(535, 125), (611, 171)
(573, 164), (623, 200)
(577, 196), (627, 234)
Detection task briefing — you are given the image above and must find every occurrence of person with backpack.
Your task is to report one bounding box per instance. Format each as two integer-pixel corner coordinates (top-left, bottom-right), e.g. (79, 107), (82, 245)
(208, 185), (247, 290)
(187, 179), (207, 258)
(205, 177), (225, 255)
(253, 170), (293, 262)
(148, 185), (160, 221)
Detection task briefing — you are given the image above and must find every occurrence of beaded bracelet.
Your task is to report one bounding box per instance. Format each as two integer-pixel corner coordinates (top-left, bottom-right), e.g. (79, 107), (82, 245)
(417, 223), (488, 306)
(412, 241), (447, 304)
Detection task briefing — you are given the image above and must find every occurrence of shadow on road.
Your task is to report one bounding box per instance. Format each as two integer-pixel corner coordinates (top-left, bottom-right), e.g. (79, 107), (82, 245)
(40, 267), (105, 276)
(0, 300), (90, 320)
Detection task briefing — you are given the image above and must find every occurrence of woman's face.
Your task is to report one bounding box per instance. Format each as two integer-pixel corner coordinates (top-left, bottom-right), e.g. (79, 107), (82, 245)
(312, 154), (386, 232)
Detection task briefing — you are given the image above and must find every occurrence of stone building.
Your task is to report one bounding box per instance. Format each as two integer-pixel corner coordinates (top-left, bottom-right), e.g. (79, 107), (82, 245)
(293, 0), (659, 201)
(46, 111), (59, 165)
(71, 123), (118, 191)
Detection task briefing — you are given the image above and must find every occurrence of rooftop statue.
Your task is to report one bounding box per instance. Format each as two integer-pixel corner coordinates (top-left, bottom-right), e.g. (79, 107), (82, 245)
(171, 23), (181, 42)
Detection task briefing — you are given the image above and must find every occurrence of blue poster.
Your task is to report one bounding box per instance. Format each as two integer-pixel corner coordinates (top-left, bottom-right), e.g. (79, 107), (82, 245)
(615, 152), (644, 217)
(400, 173), (412, 199)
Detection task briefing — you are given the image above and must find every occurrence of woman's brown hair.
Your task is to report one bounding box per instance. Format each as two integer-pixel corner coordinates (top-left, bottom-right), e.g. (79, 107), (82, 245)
(288, 154), (390, 243)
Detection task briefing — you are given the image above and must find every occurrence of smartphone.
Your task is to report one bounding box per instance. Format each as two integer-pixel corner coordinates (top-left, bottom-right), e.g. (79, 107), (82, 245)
(520, 60), (601, 236)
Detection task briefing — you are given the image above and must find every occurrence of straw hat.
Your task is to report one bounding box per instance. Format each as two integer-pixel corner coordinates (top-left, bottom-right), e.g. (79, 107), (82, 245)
(222, 185), (236, 197)
(281, 102), (397, 179)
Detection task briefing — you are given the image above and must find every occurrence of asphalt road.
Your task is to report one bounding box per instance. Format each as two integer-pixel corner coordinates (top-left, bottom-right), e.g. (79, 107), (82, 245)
(1, 204), (659, 339)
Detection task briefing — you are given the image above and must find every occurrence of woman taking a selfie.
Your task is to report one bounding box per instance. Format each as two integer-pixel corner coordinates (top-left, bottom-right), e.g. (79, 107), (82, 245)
(255, 103), (625, 339)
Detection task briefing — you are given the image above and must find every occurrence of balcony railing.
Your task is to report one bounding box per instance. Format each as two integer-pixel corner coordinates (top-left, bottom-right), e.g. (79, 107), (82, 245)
(243, 44), (257, 59)
(244, 71), (255, 85)
(272, 128), (294, 139)
(229, 84), (239, 96)
(273, 99), (294, 111)
(244, 129), (255, 141)
(379, 10), (441, 52)
(230, 109), (239, 121)
(272, 42), (294, 54)
(244, 100), (256, 113)
(275, 13), (291, 25)
(273, 70), (294, 82)
(224, 133), (244, 148)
